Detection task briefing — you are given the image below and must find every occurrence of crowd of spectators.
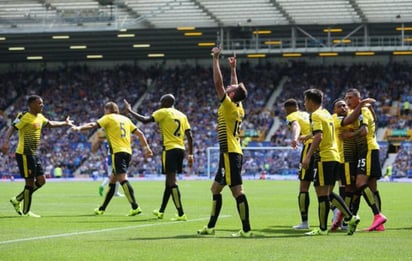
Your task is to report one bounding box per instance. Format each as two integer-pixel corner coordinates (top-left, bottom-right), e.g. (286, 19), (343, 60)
(0, 65), (147, 178)
(392, 142), (412, 178)
(0, 62), (283, 178)
(0, 60), (411, 179)
(272, 61), (412, 146)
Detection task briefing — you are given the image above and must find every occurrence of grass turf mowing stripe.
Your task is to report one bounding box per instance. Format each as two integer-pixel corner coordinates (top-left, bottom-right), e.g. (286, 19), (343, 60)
(0, 215), (231, 245)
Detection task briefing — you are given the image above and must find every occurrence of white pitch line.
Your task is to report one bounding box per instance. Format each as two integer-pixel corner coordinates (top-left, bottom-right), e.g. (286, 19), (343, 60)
(0, 215), (231, 245)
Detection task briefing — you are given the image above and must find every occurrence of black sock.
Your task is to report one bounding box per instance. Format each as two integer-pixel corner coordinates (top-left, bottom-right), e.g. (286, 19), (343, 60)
(318, 195), (330, 231)
(329, 192), (352, 221)
(22, 185), (34, 214)
(351, 192), (361, 215)
(236, 194), (251, 232)
(121, 180), (138, 209)
(159, 186), (171, 213)
(361, 185), (379, 215)
(374, 191), (382, 211)
(207, 194), (222, 229)
(344, 191), (354, 213)
(171, 185), (184, 216)
(298, 192), (309, 222)
(100, 183), (115, 211)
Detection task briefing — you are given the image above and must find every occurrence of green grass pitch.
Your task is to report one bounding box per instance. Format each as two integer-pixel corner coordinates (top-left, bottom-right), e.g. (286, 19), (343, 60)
(0, 179), (411, 261)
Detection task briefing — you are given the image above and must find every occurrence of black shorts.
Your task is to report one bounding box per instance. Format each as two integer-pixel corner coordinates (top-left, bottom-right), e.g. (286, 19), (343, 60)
(214, 152), (243, 187)
(112, 152), (131, 175)
(162, 148), (184, 174)
(357, 149), (382, 179)
(313, 161), (339, 187)
(16, 153), (44, 179)
(339, 161), (357, 186)
(299, 143), (314, 182)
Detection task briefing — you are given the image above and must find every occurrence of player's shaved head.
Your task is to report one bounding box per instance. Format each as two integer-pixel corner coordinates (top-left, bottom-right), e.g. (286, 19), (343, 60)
(160, 94), (175, 108)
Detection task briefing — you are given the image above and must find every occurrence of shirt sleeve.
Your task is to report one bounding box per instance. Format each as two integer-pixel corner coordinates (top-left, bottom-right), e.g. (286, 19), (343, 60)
(12, 112), (25, 130)
(360, 107), (371, 126)
(311, 112), (323, 134)
(152, 109), (164, 123)
(97, 115), (107, 128)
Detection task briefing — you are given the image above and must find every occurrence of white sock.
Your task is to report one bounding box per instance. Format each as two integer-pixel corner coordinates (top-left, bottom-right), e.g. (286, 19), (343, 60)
(101, 177), (109, 187)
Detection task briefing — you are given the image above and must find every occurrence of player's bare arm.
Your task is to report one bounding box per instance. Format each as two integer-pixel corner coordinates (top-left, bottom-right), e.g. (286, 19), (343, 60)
(133, 128), (153, 157)
(72, 122), (98, 132)
(1, 126), (15, 154)
(123, 99), (153, 123)
(290, 121), (301, 149)
(185, 129), (194, 168)
(342, 98), (376, 126)
(48, 116), (74, 128)
(302, 132), (321, 170)
(211, 47), (226, 100)
(228, 55), (238, 85)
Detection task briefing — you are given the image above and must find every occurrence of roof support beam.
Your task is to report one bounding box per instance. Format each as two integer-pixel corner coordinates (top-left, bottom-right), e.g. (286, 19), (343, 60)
(296, 26), (327, 47)
(269, 0), (295, 24)
(191, 0), (222, 27)
(332, 24), (365, 47)
(291, 26), (296, 49)
(112, 2), (154, 29)
(349, 0), (367, 23)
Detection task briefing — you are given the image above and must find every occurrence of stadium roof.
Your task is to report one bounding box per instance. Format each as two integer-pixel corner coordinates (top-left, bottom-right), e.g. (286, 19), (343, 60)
(0, 0), (411, 62)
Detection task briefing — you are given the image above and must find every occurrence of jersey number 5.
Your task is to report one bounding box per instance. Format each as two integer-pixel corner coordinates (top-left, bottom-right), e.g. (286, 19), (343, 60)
(120, 122), (126, 138)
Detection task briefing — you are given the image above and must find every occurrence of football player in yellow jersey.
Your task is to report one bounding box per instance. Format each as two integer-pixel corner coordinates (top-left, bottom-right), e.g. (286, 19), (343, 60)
(197, 47), (252, 238)
(124, 94), (193, 221)
(331, 99), (364, 230)
(344, 88), (387, 231)
(330, 97), (375, 230)
(92, 128), (124, 197)
(302, 89), (360, 236)
(283, 98), (314, 230)
(72, 101), (153, 216)
(2, 95), (73, 217)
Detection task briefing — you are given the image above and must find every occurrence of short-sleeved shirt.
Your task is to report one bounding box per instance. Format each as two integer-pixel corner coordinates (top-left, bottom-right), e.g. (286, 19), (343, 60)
(97, 113), (137, 155)
(152, 107), (191, 151)
(358, 107), (380, 151)
(12, 112), (49, 155)
(310, 108), (339, 162)
(333, 113), (358, 163)
(286, 110), (313, 146)
(217, 95), (244, 155)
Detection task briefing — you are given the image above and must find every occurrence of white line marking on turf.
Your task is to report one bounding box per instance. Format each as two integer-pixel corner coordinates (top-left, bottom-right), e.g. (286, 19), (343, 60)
(0, 215), (231, 245)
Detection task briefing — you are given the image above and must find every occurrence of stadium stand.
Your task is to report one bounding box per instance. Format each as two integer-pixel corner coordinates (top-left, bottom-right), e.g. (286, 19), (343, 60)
(0, 61), (411, 180)
(392, 142), (412, 178)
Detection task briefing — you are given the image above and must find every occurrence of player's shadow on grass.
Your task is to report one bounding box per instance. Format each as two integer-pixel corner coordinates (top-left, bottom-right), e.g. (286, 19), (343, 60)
(390, 227), (412, 231)
(251, 226), (310, 238)
(41, 214), (157, 223)
(129, 234), (199, 240)
(75, 217), (157, 223)
(128, 228), (306, 240)
(0, 215), (27, 219)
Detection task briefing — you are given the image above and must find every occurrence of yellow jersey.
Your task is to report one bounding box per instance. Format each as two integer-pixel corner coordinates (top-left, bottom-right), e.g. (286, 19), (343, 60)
(217, 95), (244, 154)
(12, 112), (49, 155)
(152, 107), (191, 151)
(358, 107), (380, 151)
(286, 110), (313, 145)
(97, 113), (137, 155)
(333, 113), (358, 163)
(310, 108), (339, 162)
